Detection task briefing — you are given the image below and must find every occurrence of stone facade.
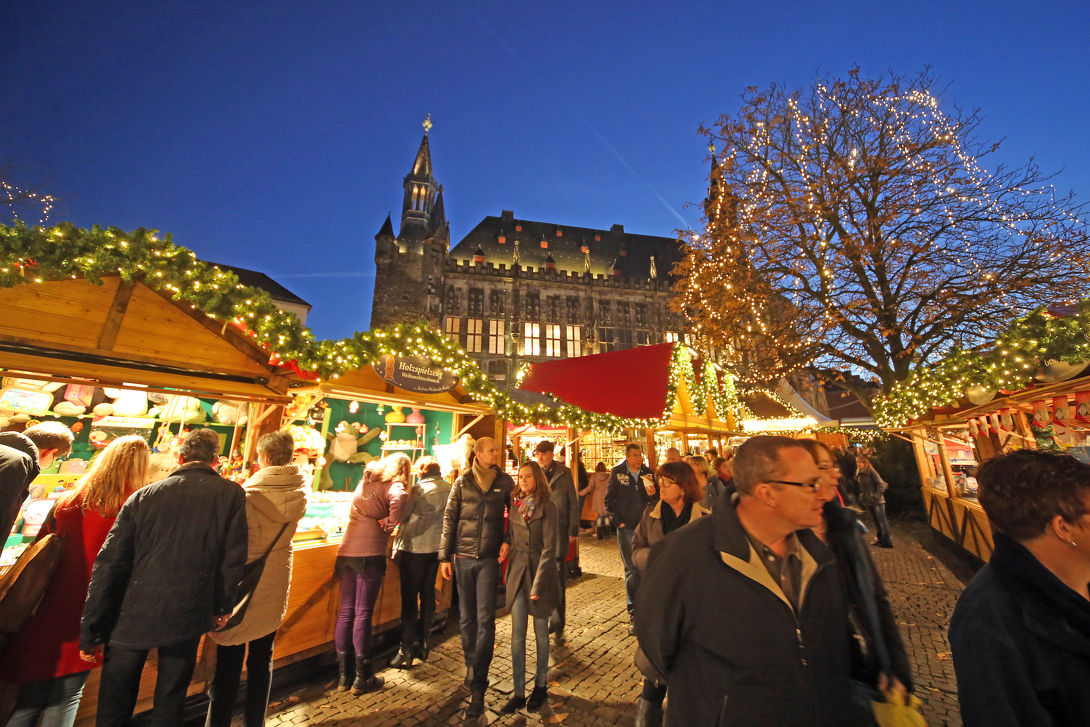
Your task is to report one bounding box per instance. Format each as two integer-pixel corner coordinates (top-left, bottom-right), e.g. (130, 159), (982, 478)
(370, 132), (686, 388)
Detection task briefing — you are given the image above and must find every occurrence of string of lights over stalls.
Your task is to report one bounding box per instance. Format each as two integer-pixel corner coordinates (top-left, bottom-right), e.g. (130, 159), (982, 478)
(1, 222), (803, 436)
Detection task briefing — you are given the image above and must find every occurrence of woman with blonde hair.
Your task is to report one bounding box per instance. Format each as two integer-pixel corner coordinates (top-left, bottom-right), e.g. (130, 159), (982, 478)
(333, 453), (409, 694)
(3, 435), (150, 727)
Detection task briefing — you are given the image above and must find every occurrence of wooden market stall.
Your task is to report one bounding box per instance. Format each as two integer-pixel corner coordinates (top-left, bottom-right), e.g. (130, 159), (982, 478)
(275, 355), (500, 669)
(892, 368), (1090, 562)
(0, 276), (301, 725)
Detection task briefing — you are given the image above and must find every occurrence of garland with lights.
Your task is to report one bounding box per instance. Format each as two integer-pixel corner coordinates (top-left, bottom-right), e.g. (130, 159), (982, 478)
(875, 300), (1090, 429)
(0, 222), (859, 436)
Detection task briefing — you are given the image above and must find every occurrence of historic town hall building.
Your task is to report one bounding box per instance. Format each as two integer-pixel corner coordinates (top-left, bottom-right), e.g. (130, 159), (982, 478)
(370, 127), (687, 388)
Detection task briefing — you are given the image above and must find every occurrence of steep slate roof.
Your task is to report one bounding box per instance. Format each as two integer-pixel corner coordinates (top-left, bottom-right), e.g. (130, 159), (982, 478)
(450, 211), (682, 279)
(207, 262), (311, 308)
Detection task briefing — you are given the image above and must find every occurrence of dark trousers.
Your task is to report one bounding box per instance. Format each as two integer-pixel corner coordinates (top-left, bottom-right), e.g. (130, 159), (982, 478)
(868, 503), (894, 546)
(453, 555), (499, 689)
(96, 638), (200, 727)
(205, 631), (276, 727)
(334, 556), (387, 657)
(617, 526), (639, 615)
(550, 555), (568, 632)
(398, 551), (439, 648)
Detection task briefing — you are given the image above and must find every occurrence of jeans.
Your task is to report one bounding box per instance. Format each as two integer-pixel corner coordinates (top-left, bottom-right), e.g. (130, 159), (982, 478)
(96, 638), (200, 727)
(398, 551), (439, 648)
(6, 672), (89, 727)
(205, 631), (276, 727)
(334, 556), (387, 657)
(868, 503), (894, 546)
(617, 526), (639, 615)
(452, 555), (500, 689)
(509, 587), (549, 698)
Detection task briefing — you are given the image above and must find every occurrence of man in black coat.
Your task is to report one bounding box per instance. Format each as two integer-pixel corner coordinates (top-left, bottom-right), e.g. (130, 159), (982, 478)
(81, 428), (247, 727)
(635, 436), (858, 726)
(534, 440), (580, 641)
(0, 422), (73, 540)
(604, 443), (656, 628)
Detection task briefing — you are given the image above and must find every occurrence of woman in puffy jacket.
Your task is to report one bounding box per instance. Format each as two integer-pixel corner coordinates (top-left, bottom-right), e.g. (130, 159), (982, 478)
(2, 435), (150, 727)
(333, 453), (409, 694)
(206, 431), (307, 727)
(500, 461), (560, 715)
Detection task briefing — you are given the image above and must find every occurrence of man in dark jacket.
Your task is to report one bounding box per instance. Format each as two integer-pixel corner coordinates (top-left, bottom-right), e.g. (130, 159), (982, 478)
(81, 428), (247, 727)
(604, 443), (656, 626)
(534, 440), (580, 641)
(438, 436), (513, 718)
(0, 422), (73, 539)
(635, 436), (857, 726)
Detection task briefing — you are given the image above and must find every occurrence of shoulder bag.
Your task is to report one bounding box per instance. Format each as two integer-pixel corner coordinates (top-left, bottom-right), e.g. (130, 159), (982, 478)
(0, 503), (63, 641)
(217, 517), (291, 632)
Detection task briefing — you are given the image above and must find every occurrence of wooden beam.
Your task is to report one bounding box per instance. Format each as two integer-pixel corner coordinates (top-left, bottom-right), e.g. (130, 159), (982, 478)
(96, 282), (135, 350)
(454, 413), (486, 439)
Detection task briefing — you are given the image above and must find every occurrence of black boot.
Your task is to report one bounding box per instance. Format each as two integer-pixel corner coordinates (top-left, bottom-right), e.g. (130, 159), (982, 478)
(351, 657), (384, 694)
(336, 651), (352, 691)
(467, 685), (486, 717)
(417, 615), (433, 661)
(389, 645), (413, 669)
(634, 696), (664, 727)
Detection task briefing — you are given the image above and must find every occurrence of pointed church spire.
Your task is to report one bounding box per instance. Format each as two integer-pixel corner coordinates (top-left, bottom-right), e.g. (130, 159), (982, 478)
(401, 116), (441, 241)
(377, 213), (395, 238)
(411, 132), (433, 177)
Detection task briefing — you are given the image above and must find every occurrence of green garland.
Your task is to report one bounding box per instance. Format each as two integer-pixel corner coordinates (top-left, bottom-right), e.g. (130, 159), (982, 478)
(875, 300), (1090, 429)
(0, 222), (846, 436)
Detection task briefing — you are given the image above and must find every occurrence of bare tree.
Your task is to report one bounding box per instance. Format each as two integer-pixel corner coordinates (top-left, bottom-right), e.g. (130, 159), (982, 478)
(675, 68), (1090, 397)
(1, 164), (54, 224)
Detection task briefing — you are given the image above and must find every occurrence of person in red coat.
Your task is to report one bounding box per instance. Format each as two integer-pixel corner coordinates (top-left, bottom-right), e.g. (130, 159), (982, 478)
(2, 435), (150, 727)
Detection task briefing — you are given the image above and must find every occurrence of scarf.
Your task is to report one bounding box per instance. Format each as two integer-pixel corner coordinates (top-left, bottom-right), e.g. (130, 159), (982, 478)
(517, 492), (538, 522)
(472, 458), (496, 492)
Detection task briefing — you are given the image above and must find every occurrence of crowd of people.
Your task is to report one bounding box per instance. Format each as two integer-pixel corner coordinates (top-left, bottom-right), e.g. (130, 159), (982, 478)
(3, 422), (1089, 726)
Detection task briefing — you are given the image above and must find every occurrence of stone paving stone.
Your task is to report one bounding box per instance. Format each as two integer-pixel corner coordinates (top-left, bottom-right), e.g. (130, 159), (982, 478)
(247, 520), (971, 727)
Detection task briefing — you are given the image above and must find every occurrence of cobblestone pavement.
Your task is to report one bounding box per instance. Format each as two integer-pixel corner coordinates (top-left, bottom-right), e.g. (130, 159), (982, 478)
(256, 519), (971, 727)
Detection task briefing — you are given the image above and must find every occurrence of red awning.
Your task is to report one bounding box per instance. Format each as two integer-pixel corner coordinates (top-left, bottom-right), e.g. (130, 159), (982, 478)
(518, 342), (676, 420)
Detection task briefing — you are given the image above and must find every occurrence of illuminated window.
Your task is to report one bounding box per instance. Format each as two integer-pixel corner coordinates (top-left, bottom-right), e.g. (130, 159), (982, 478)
(523, 322), (541, 356)
(566, 325), (582, 357)
(488, 319), (505, 354)
(664, 331), (679, 343)
(545, 324), (562, 357)
(466, 319), (483, 353)
(445, 317), (461, 342)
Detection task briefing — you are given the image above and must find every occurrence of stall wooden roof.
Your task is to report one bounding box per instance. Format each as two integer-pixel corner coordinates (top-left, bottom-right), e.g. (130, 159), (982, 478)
(0, 277), (296, 402)
(305, 365), (492, 415)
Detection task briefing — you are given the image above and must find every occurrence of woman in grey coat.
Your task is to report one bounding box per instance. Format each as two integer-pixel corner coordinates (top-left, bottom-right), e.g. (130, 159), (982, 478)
(501, 461), (560, 714)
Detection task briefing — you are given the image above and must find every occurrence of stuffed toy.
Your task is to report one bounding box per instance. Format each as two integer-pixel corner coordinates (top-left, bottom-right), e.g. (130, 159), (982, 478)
(211, 400), (247, 426)
(148, 395), (207, 424)
(96, 388), (150, 418)
(328, 421), (380, 463)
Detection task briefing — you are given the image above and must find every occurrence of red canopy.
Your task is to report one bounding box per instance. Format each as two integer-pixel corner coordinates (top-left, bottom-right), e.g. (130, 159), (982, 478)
(517, 342), (676, 420)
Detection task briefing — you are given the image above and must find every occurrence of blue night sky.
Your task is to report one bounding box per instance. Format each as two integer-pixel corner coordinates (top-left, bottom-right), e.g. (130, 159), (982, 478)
(3, 1), (1089, 338)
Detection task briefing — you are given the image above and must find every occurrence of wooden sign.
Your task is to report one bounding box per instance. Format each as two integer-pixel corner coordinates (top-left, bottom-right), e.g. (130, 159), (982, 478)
(372, 355), (457, 394)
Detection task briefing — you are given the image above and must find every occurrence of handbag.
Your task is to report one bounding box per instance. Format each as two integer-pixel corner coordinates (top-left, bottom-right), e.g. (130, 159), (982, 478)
(0, 503), (63, 640)
(217, 518), (290, 632)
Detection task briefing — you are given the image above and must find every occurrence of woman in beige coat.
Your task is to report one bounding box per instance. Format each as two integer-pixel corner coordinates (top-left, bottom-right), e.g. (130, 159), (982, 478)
(206, 431), (307, 727)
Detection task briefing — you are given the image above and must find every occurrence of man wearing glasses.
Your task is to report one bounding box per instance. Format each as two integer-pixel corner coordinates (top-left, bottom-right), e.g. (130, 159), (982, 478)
(634, 436), (858, 726)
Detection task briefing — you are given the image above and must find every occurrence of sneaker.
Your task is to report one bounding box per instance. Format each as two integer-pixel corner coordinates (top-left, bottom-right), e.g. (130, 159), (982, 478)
(527, 685), (548, 711)
(500, 695), (526, 714)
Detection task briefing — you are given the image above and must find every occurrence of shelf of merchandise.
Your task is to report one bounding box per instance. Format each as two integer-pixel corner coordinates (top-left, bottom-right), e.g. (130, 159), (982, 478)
(380, 421), (426, 457)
